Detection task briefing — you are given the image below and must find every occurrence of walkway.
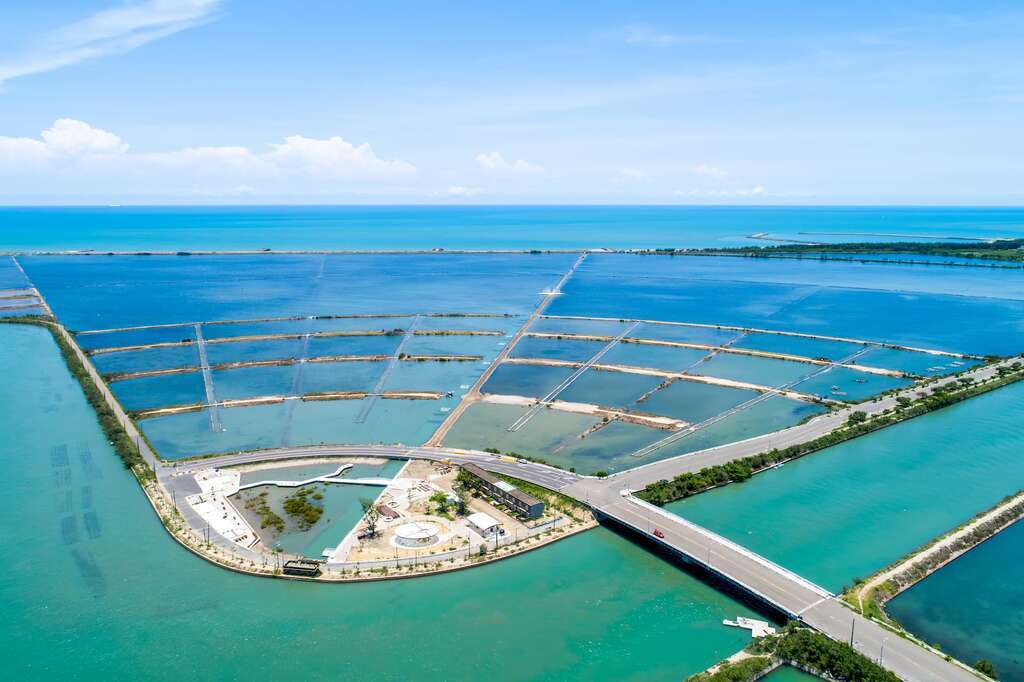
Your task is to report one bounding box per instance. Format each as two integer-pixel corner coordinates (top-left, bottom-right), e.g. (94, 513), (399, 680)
(425, 252), (588, 445)
(193, 323), (221, 432)
(506, 321), (639, 431)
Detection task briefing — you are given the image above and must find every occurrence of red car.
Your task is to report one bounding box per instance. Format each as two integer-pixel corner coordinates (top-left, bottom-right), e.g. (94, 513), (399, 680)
(653, 529), (665, 539)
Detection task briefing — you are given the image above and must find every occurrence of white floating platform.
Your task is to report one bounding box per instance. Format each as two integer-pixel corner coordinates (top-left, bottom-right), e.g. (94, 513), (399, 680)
(723, 616), (776, 638)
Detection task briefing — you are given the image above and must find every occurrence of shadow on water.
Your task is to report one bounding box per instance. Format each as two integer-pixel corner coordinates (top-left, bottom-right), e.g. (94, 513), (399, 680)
(70, 547), (107, 597)
(597, 514), (790, 627)
(51, 440), (109, 596)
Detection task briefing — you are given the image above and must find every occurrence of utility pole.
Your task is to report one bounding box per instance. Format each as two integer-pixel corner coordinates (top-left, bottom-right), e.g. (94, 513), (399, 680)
(849, 618), (856, 646)
(880, 638), (886, 665)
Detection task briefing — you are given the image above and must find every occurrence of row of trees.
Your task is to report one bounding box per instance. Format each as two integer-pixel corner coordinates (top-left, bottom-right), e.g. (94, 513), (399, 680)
(639, 362), (1024, 506)
(3, 317), (148, 473)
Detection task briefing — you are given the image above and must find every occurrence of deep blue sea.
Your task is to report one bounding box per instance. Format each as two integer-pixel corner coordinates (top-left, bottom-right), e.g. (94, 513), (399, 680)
(2, 206), (1024, 251)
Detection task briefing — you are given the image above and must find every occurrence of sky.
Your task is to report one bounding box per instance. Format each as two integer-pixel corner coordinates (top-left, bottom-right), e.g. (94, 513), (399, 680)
(0, 0), (1021, 205)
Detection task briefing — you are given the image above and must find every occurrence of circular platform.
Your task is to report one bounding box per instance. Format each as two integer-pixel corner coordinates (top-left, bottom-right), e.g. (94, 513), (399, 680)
(393, 521), (441, 548)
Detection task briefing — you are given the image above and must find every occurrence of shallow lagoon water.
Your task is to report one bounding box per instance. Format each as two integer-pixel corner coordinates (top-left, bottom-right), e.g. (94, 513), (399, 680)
(548, 254), (1024, 355)
(235, 481), (385, 558)
(22, 253), (575, 330)
(555, 420), (667, 473)
(511, 335), (606, 362)
(481, 362), (573, 397)
(602, 342), (709, 371)
(860, 346), (980, 376)
(638, 380), (758, 424)
(531, 316), (631, 336)
(697, 353), (816, 387)
(141, 398), (445, 458)
(636, 322), (742, 347)
(3, 323), (769, 681)
(559, 369), (663, 408)
(670, 381), (1024, 592)
(114, 372), (207, 410)
(655, 397), (826, 460)
(442, 402), (597, 460)
(92, 345), (200, 375)
(734, 332), (863, 361)
(792, 366), (910, 401)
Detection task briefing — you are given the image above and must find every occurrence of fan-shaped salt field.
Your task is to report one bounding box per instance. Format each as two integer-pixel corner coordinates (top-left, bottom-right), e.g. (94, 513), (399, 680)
(20, 252), (1020, 471)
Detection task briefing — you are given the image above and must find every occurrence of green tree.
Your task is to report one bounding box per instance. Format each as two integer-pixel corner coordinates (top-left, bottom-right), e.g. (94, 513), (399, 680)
(973, 659), (998, 678)
(360, 497), (381, 538)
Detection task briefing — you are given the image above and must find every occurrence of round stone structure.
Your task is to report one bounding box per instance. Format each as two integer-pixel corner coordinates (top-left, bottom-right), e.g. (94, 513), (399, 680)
(393, 521), (441, 548)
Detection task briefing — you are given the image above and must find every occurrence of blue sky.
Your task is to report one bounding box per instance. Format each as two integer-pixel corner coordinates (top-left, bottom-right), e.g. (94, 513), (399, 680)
(0, 0), (1021, 205)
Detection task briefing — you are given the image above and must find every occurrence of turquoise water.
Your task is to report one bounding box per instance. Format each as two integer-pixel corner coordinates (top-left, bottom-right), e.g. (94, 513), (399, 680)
(2, 323), (772, 680)
(670, 381), (1024, 592)
(887, 521), (1024, 681)
(4, 206), (1024, 251)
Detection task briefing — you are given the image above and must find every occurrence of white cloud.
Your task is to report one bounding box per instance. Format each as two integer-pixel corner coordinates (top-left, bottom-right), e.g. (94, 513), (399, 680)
(265, 135), (416, 178)
(475, 151), (544, 174)
(691, 163), (728, 180)
(0, 118), (416, 194)
(438, 186), (484, 197)
(0, 0), (222, 85)
(674, 185), (767, 197)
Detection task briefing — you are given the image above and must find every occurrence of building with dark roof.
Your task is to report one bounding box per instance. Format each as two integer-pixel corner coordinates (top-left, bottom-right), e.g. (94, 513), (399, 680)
(461, 463), (545, 519)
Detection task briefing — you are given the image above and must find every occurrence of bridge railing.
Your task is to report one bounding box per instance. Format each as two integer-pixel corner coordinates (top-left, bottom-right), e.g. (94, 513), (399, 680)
(625, 495), (833, 599)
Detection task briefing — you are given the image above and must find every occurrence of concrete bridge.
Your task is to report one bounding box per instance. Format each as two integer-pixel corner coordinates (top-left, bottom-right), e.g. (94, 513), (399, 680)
(597, 494), (981, 682)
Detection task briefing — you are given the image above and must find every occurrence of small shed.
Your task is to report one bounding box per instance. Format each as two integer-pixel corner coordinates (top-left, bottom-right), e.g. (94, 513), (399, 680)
(466, 511), (501, 538)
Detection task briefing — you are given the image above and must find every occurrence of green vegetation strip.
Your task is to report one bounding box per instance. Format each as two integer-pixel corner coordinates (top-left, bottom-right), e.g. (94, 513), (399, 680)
(0, 315), (150, 476)
(639, 362), (1024, 506)
(681, 238), (1024, 265)
(686, 656), (773, 681)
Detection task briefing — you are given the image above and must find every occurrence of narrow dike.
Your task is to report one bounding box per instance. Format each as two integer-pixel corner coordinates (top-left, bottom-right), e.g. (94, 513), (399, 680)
(846, 490), (1024, 624)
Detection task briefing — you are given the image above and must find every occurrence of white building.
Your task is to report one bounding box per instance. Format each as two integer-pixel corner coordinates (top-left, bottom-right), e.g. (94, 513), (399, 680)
(466, 511), (501, 538)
